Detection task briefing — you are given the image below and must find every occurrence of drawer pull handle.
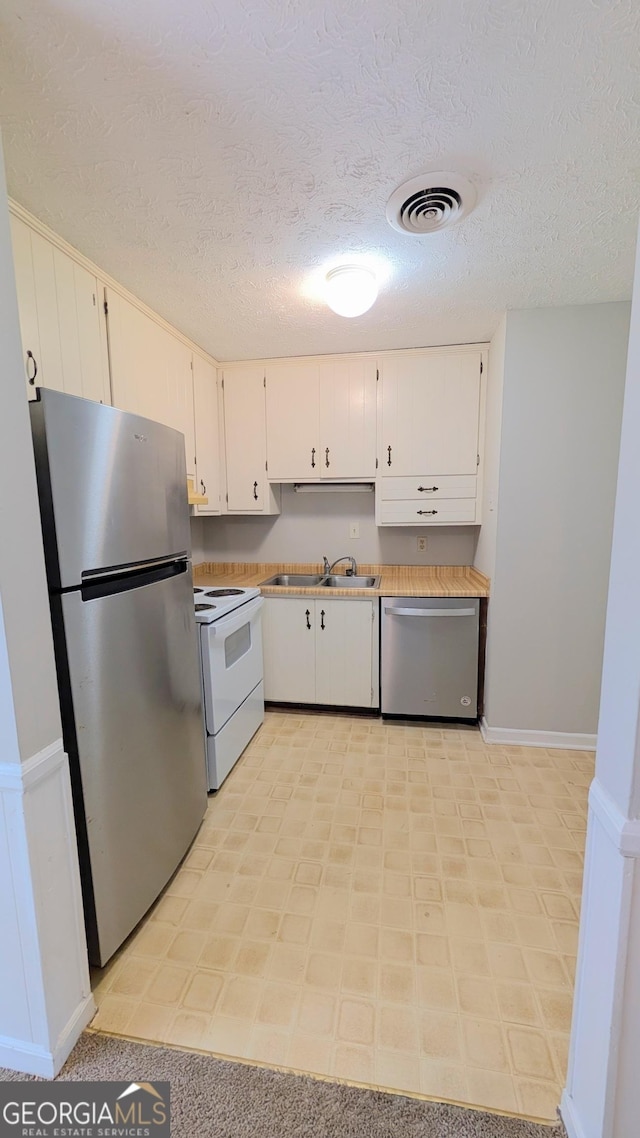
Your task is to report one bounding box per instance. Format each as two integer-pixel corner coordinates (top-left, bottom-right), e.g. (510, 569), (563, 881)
(200, 479), (207, 495)
(311, 447), (316, 468)
(387, 445), (392, 466)
(417, 485), (438, 492)
(417, 509), (438, 516)
(26, 350), (38, 384)
(320, 609), (326, 630)
(253, 481), (259, 500)
(325, 447), (330, 468)
(305, 609), (311, 630)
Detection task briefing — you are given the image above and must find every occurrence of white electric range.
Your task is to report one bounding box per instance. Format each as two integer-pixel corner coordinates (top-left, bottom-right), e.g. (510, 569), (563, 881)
(193, 585), (264, 790)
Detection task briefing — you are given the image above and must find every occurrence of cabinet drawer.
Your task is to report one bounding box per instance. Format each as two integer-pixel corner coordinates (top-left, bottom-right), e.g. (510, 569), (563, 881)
(378, 497), (477, 526)
(380, 475), (477, 501)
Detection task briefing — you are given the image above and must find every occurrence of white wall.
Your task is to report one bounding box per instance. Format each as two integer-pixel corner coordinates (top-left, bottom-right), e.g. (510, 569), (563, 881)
(481, 302), (630, 740)
(0, 133), (94, 1075)
(562, 223), (640, 1138)
(194, 487), (478, 566)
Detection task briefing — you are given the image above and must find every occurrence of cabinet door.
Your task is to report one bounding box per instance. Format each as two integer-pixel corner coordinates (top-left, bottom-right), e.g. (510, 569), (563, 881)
(106, 288), (155, 418)
(265, 361), (320, 479)
(30, 230), (65, 393)
(107, 289), (196, 475)
(164, 333), (196, 479)
(381, 350), (482, 476)
(9, 215), (41, 395)
(318, 358), (377, 478)
(54, 250), (109, 403)
(315, 599), (374, 707)
(193, 355), (221, 515)
(262, 598), (316, 703)
(223, 367), (268, 510)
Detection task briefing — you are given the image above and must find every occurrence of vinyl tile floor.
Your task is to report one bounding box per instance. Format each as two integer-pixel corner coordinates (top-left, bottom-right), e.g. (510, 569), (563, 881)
(92, 710), (592, 1123)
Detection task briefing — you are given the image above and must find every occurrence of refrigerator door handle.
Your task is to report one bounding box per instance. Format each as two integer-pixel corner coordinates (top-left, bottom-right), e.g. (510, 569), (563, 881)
(384, 606), (477, 618)
(82, 554), (189, 584)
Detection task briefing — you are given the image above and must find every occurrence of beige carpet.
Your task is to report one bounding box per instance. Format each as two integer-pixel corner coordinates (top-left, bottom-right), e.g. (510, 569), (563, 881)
(1, 1032), (566, 1137)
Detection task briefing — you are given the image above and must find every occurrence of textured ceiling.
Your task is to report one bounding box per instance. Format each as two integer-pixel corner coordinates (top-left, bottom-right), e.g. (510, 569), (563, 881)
(0, 0), (639, 361)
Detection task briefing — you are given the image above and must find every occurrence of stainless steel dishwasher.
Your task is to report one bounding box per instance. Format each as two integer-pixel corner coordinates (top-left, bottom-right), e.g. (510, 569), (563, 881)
(381, 596), (480, 719)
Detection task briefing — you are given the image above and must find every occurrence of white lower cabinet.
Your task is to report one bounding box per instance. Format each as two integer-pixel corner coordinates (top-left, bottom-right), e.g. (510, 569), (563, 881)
(262, 598), (317, 704)
(262, 596), (379, 708)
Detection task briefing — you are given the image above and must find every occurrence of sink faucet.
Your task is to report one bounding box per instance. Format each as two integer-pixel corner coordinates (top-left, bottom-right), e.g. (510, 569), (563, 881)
(324, 554), (358, 576)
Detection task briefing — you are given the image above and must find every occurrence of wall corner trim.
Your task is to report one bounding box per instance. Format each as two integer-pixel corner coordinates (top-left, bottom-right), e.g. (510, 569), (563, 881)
(480, 718), (597, 751)
(560, 1090), (588, 1138)
(589, 778), (640, 857)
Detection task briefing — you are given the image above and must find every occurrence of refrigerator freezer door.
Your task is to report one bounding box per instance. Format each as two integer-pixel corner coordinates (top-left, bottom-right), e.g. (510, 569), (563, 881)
(381, 596), (480, 719)
(30, 388), (191, 587)
(58, 564), (207, 965)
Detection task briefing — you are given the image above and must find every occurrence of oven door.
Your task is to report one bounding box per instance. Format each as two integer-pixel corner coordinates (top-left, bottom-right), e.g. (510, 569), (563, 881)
(200, 596), (264, 735)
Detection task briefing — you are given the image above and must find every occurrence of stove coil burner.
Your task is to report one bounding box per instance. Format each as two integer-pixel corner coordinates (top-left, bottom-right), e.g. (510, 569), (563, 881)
(193, 587), (205, 593)
(195, 603), (217, 611)
(205, 588), (245, 597)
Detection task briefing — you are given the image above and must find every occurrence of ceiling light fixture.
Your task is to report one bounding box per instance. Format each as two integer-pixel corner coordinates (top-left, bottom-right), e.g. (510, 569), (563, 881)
(324, 264), (378, 318)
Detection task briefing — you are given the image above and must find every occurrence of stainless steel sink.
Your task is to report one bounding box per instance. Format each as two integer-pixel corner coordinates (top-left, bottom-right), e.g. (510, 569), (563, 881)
(259, 573), (326, 587)
(321, 575), (381, 588)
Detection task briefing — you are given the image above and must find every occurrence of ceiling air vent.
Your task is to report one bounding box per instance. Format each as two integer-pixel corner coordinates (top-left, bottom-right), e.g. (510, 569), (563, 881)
(386, 171), (476, 235)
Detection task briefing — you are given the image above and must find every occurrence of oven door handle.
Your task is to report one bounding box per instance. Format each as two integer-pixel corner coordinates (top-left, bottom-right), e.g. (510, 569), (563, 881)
(209, 595), (264, 636)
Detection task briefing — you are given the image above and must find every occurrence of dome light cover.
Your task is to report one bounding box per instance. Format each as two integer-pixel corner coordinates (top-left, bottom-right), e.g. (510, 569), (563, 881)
(324, 264), (378, 317)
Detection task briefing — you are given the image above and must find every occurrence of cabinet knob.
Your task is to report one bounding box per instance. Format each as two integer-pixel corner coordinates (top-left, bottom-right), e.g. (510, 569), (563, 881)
(320, 609), (325, 630)
(417, 486), (438, 493)
(253, 481), (258, 500)
(387, 445), (392, 466)
(325, 447), (330, 468)
(417, 509), (438, 516)
(26, 350), (38, 385)
(305, 609), (311, 630)
(311, 447), (316, 469)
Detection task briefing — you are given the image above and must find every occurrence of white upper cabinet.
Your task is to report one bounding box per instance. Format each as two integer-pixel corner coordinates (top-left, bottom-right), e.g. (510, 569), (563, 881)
(265, 361), (320, 480)
(222, 366), (280, 514)
(106, 287), (196, 478)
(265, 357), (377, 480)
(54, 252), (109, 404)
(380, 349), (483, 476)
(192, 355), (221, 515)
(318, 357), (377, 479)
(10, 215), (109, 403)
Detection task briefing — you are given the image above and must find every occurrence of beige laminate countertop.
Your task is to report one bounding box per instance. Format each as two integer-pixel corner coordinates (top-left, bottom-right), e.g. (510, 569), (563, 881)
(193, 562), (490, 598)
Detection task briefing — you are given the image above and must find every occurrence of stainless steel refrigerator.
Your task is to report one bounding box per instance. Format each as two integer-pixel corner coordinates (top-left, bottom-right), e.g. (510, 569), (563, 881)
(30, 388), (207, 967)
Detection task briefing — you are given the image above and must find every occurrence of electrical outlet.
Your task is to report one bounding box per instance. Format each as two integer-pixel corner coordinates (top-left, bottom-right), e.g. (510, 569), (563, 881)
(417, 536), (427, 553)
(349, 522), (360, 539)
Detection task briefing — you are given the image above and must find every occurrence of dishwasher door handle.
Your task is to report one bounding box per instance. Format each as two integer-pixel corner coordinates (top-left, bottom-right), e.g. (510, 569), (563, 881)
(384, 606), (477, 618)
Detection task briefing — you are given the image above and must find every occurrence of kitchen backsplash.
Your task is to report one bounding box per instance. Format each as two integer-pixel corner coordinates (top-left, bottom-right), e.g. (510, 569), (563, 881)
(190, 486), (478, 566)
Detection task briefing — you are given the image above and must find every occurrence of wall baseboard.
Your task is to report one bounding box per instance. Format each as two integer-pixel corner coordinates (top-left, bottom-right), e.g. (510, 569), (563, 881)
(0, 994), (95, 1078)
(480, 717), (596, 750)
